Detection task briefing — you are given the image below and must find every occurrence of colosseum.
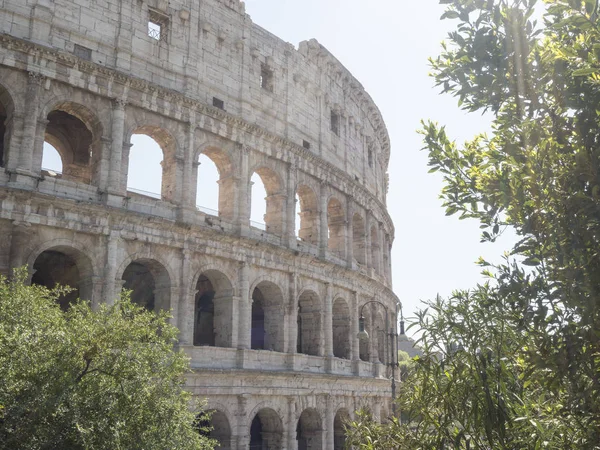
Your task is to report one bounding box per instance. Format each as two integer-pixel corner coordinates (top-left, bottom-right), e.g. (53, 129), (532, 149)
(0, 0), (399, 448)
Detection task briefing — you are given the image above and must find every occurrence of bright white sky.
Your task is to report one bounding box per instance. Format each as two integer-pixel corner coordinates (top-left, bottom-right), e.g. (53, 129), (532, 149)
(242, 0), (514, 325)
(42, 0), (515, 328)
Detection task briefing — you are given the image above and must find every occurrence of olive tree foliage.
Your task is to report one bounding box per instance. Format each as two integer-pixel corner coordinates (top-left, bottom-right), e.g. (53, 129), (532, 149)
(0, 268), (215, 450)
(346, 0), (600, 448)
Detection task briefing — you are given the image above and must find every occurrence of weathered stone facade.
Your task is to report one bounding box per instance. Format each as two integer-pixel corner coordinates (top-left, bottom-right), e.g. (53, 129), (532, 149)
(0, 0), (399, 448)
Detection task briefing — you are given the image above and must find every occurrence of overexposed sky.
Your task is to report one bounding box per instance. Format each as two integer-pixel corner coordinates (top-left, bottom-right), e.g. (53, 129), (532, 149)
(242, 0), (512, 324)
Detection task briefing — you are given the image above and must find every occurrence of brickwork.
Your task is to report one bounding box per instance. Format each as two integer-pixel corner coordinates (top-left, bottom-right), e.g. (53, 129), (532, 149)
(0, 0), (399, 448)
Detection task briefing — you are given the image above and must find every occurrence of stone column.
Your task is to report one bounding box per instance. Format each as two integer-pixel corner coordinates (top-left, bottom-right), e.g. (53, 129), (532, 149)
(345, 197), (354, 268)
(235, 395), (250, 450)
(103, 230), (121, 306)
(318, 181), (328, 258)
(325, 396), (335, 450)
(286, 163), (297, 248)
(31, 118), (49, 175)
(287, 396), (297, 450)
(237, 261), (251, 349)
(288, 273), (298, 355)
(378, 223), (386, 277)
(351, 291), (360, 361)
(181, 121), (195, 208)
(178, 247), (194, 345)
(237, 144), (250, 235)
(324, 282), (333, 357)
(18, 72), (43, 174)
(365, 211), (372, 269)
(108, 99), (126, 194)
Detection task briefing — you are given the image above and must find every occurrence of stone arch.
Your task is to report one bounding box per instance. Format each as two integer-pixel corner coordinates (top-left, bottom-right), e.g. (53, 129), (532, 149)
(125, 121), (180, 202)
(370, 224), (381, 273)
(332, 297), (351, 359)
(193, 269), (235, 348)
(120, 256), (172, 313)
(42, 100), (104, 185)
(296, 408), (323, 450)
(248, 407), (284, 450)
(250, 166), (285, 235)
(199, 409), (232, 450)
(194, 143), (236, 220)
(28, 241), (96, 310)
(0, 81), (16, 168)
(333, 408), (351, 450)
(296, 289), (322, 356)
(327, 196), (346, 258)
(352, 213), (366, 265)
(250, 279), (285, 352)
(296, 184), (318, 245)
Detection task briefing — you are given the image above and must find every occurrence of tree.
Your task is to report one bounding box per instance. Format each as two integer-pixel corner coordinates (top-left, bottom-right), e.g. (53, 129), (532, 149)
(347, 0), (600, 448)
(0, 268), (215, 450)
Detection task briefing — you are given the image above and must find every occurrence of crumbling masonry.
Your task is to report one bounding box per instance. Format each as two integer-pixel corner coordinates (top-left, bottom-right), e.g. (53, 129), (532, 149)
(0, 0), (399, 448)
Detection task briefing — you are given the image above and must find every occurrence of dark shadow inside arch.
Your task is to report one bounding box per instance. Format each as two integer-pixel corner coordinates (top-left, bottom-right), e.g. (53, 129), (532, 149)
(31, 246), (94, 311)
(43, 103), (101, 185)
(193, 270), (234, 348)
(334, 409), (351, 450)
(296, 408), (322, 450)
(121, 259), (170, 313)
(32, 250), (80, 311)
(197, 410), (231, 450)
(332, 298), (351, 359)
(251, 282), (284, 352)
(250, 409), (283, 450)
(297, 290), (321, 356)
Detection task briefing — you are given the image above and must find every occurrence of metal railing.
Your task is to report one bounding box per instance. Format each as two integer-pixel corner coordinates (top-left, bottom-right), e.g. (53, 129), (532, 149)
(127, 187), (161, 199)
(196, 205), (219, 216)
(249, 220), (266, 231)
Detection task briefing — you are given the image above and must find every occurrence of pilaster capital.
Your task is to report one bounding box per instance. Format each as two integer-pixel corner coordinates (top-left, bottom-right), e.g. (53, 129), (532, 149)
(112, 98), (127, 109)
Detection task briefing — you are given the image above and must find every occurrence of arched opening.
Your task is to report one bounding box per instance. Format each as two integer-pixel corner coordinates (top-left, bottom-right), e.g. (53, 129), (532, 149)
(209, 410), (232, 450)
(251, 281), (284, 352)
(327, 197), (345, 258)
(41, 142), (63, 174)
(121, 259), (171, 313)
(332, 298), (351, 359)
(359, 307), (371, 362)
(296, 185), (318, 245)
(352, 214), (366, 265)
(250, 167), (284, 235)
(0, 83), (15, 168)
(296, 408), (322, 450)
(249, 409), (283, 450)
(371, 225), (381, 273)
(127, 127), (177, 202)
(334, 409), (351, 450)
(296, 290), (322, 356)
(43, 103), (102, 184)
(195, 148), (235, 220)
(31, 246), (94, 310)
(193, 270), (234, 348)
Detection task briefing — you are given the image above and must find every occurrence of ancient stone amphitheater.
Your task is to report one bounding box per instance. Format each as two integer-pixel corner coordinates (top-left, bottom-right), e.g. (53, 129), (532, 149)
(0, 0), (399, 448)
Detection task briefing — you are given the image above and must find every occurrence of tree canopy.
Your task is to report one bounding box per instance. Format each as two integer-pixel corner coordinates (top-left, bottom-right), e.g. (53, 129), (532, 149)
(0, 268), (214, 450)
(347, 0), (600, 448)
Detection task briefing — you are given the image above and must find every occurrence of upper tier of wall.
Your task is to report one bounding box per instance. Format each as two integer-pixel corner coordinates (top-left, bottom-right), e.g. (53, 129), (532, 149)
(0, 0), (391, 204)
